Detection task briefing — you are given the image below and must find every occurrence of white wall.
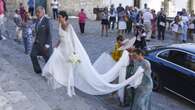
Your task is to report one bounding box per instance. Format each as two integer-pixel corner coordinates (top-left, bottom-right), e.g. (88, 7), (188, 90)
(173, 0), (188, 11)
(168, 0), (188, 17)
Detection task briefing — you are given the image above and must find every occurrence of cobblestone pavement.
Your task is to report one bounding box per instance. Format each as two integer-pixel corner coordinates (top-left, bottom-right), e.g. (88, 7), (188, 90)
(0, 18), (194, 110)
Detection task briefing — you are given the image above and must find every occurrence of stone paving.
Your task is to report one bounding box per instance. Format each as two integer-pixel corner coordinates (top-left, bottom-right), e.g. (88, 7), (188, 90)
(0, 55), (51, 110)
(0, 18), (194, 110)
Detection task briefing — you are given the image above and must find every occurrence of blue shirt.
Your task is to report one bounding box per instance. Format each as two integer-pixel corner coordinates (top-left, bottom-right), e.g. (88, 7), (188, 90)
(28, 0), (34, 8)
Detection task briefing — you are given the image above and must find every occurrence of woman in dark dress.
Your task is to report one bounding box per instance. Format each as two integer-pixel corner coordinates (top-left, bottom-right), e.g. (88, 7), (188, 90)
(157, 11), (166, 40)
(101, 7), (109, 37)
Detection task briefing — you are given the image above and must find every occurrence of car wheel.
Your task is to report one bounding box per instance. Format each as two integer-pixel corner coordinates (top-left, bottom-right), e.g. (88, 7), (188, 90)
(152, 71), (162, 92)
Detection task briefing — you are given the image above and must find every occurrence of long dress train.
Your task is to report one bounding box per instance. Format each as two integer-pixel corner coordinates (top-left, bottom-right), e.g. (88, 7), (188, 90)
(42, 24), (144, 97)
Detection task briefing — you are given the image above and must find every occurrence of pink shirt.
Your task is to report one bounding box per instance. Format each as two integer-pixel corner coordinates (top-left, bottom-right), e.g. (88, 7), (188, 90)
(78, 12), (87, 23)
(0, 0), (4, 15)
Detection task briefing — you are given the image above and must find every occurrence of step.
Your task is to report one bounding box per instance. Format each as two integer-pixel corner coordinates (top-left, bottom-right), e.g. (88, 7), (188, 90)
(0, 58), (52, 110)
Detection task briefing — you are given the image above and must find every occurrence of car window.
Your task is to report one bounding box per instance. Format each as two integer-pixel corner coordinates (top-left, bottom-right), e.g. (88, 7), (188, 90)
(185, 54), (195, 72)
(158, 50), (169, 60)
(168, 50), (186, 67)
(158, 49), (195, 72)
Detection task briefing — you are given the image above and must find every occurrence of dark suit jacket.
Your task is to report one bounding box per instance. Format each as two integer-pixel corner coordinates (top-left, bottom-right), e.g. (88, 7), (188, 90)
(157, 14), (166, 28)
(32, 16), (52, 56)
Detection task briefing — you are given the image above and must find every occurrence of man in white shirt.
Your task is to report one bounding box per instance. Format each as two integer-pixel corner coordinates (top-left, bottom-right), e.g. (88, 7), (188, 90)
(143, 8), (153, 41)
(51, 0), (59, 19)
(181, 9), (189, 42)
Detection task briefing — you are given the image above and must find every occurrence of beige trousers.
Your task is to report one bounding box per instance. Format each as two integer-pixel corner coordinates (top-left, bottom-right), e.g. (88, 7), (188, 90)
(144, 22), (152, 40)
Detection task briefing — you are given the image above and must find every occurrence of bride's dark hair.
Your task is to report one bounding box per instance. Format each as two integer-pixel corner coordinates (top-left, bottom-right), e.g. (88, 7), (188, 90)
(58, 11), (68, 20)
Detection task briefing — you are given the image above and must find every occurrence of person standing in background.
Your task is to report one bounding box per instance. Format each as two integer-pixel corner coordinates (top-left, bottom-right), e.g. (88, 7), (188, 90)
(171, 16), (183, 43)
(117, 3), (125, 17)
(125, 6), (133, 34)
(157, 10), (166, 40)
(109, 4), (116, 32)
(151, 9), (157, 39)
(51, 0), (59, 20)
(117, 3), (125, 29)
(28, 0), (35, 17)
(118, 10), (127, 35)
(143, 8), (153, 41)
(13, 9), (23, 43)
(188, 11), (195, 41)
(21, 12), (33, 55)
(134, 24), (147, 50)
(0, 0), (5, 40)
(78, 9), (87, 34)
(136, 10), (143, 24)
(101, 7), (109, 37)
(181, 9), (189, 43)
(19, 3), (27, 22)
(2, 0), (6, 13)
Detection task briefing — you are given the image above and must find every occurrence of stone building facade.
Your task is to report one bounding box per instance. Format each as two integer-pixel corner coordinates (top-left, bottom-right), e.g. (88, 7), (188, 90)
(6, 0), (103, 20)
(47, 0), (103, 19)
(5, 0), (195, 19)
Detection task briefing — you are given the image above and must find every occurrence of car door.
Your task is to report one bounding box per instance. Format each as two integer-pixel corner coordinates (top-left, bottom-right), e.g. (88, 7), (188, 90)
(166, 50), (195, 101)
(156, 49), (175, 88)
(182, 54), (195, 102)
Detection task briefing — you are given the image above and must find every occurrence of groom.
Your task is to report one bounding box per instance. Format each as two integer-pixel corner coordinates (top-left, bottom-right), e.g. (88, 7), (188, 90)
(30, 6), (52, 74)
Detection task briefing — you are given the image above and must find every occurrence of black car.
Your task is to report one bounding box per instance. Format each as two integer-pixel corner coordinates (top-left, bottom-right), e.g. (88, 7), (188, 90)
(145, 43), (195, 104)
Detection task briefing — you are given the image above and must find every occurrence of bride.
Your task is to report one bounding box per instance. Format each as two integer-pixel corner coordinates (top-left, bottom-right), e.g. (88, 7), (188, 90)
(42, 11), (144, 97)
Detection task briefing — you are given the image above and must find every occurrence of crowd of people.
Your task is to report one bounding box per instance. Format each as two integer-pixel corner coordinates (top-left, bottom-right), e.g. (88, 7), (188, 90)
(100, 3), (195, 44)
(12, 1), (87, 55)
(171, 9), (195, 43)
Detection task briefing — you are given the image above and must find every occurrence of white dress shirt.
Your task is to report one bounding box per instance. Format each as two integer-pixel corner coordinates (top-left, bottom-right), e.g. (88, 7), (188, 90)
(143, 12), (153, 23)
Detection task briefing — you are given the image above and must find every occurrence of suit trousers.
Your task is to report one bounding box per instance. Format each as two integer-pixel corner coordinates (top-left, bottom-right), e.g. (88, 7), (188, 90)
(30, 43), (51, 73)
(52, 8), (58, 20)
(158, 26), (165, 40)
(79, 23), (85, 33)
(28, 7), (34, 17)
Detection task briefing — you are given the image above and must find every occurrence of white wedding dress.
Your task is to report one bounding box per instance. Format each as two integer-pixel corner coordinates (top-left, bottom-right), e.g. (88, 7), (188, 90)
(42, 24), (144, 97)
